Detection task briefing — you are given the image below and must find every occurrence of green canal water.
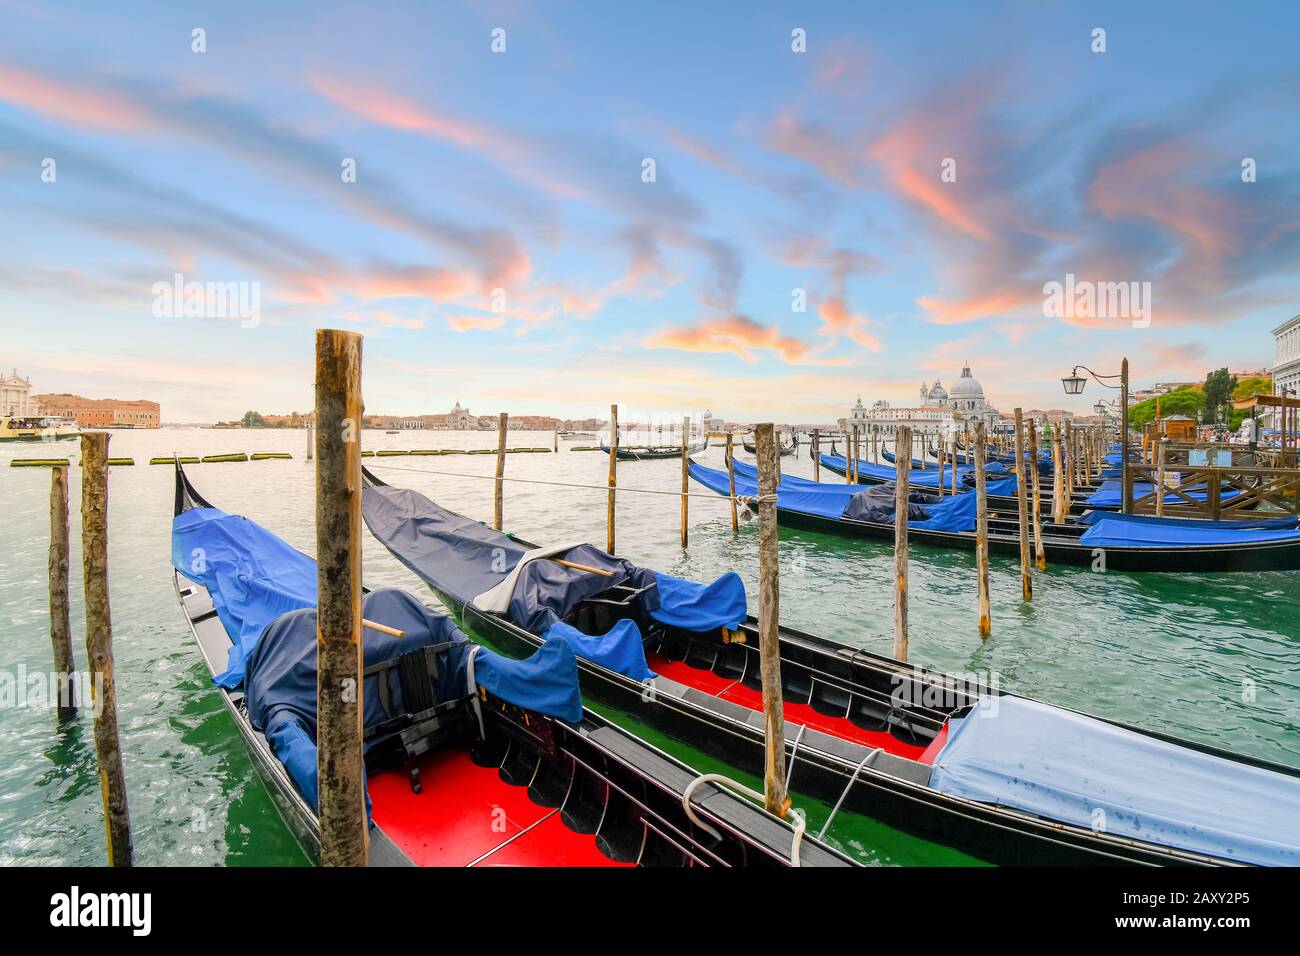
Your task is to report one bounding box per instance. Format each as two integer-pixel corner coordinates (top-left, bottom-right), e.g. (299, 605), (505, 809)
(2, 428), (1298, 866)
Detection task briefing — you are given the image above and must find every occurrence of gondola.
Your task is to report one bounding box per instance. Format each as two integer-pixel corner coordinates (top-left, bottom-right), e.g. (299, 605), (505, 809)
(599, 438), (708, 460)
(820, 450), (1253, 518)
(358, 466), (1300, 865)
(170, 462), (848, 867)
(742, 436), (796, 456)
(697, 458), (1300, 572)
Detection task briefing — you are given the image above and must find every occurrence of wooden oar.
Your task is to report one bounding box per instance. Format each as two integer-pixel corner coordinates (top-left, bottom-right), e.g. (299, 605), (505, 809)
(551, 557), (615, 576)
(362, 618), (405, 638)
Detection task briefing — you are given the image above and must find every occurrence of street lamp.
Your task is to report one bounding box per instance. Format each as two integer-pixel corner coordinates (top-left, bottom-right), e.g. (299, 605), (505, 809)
(1064, 359), (1131, 513)
(1061, 371), (1087, 395)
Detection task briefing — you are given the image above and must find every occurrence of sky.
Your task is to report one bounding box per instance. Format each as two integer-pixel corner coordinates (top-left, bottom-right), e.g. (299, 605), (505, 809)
(1, 0), (1297, 423)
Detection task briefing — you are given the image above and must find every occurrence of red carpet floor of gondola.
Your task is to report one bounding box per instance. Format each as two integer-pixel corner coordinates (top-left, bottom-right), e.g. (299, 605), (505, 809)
(368, 747), (630, 866)
(646, 651), (931, 761)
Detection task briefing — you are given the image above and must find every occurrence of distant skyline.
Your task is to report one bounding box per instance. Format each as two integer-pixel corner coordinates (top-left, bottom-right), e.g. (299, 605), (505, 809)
(2, 1), (1297, 422)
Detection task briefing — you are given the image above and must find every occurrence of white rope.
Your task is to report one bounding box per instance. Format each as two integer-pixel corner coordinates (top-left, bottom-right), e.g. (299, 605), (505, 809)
(681, 772), (806, 867)
(369, 461), (747, 503)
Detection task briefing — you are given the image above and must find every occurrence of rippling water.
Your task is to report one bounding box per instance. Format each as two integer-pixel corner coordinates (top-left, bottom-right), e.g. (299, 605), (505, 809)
(2, 427), (1298, 866)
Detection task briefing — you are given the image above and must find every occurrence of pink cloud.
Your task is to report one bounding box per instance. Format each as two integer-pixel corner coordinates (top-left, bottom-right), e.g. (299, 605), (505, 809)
(817, 297), (882, 350)
(0, 62), (152, 131)
(447, 314), (506, 332)
(644, 315), (842, 365)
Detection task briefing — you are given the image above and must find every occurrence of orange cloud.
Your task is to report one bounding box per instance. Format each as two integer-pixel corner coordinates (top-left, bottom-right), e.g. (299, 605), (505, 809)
(644, 315), (840, 365)
(916, 288), (1038, 325)
(447, 314), (506, 332)
(0, 63), (151, 131)
(309, 74), (490, 148)
(817, 297), (882, 350)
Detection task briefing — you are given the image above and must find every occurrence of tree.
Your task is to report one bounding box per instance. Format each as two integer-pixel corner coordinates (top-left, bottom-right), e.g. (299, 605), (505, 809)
(242, 410), (264, 428)
(1202, 368), (1236, 424)
(1128, 389), (1203, 429)
(1233, 376), (1272, 401)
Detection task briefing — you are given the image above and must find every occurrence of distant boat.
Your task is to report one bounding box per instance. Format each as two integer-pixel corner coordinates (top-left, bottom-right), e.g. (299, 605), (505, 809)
(600, 438), (708, 460)
(742, 436), (796, 457)
(385, 430), (399, 435)
(0, 416), (79, 442)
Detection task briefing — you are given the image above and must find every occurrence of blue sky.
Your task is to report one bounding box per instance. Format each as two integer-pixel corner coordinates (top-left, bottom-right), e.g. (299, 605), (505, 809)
(1, 0), (1297, 422)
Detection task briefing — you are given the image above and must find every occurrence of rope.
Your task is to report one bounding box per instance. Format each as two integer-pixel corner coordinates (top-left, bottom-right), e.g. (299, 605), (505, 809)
(368, 460), (747, 503)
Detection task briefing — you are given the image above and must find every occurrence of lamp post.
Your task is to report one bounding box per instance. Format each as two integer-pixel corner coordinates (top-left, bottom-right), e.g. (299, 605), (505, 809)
(1063, 358), (1131, 513)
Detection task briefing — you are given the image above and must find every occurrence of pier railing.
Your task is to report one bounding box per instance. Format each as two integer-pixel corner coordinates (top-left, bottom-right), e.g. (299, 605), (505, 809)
(1127, 461), (1300, 519)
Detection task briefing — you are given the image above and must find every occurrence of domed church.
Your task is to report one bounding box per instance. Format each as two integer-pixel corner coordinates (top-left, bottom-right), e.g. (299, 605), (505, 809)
(848, 363), (1000, 435)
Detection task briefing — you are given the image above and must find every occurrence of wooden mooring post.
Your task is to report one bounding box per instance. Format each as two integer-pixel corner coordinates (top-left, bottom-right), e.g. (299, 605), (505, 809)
(974, 422), (991, 638)
(1052, 428), (1066, 523)
(606, 404), (618, 554)
(1027, 417), (1046, 570)
(81, 432), (133, 866)
(753, 423), (789, 817)
(680, 416), (690, 548)
(726, 433), (738, 533)
(894, 425), (911, 661)
(1013, 408), (1032, 601)
(306, 423), (313, 461)
(493, 412), (508, 531)
(314, 329), (368, 866)
(49, 464), (77, 718)
(811, 429), (820, 482)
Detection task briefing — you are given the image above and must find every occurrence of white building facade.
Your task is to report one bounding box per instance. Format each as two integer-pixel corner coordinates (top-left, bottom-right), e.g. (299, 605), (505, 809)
(1, 368), (36, 417)
(847, 364), (1001, 436)
(1272, 315), (1300, 428)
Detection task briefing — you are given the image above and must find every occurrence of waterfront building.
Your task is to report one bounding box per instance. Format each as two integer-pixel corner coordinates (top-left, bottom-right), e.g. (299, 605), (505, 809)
(1, 368), (36, 417)
(33, 393), (161, 428)
(848, 364), (1001, 436)
(1272, 314), (1300, 429)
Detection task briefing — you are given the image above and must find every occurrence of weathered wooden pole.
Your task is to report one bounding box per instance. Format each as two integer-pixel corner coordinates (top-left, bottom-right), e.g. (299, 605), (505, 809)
(493, 412), (508, 531)
(80, 432), (133, 866)
(680, 416), (690, 549)
(812, 428), (820, 482)
(1156, 436), (1166, 519)
(1120, 356), (1132, 515)
(306, 423), (313, 461)
(753, 423), (789, 817)
(951, 437), (958, 495)
(845, 426), (854, 484)
(1027, 418), (1046, 570)
(553, 425), (558, 453)
(49, 464), (77, 718)
(974, 422), (991, 638)
(314, 329), (367, 867)
(1052, 429), (1067, 524)
(726, 433), (738, 534)
(893, 425), (911, 662)
(1013, 408), (1033, 601)
(606, 404), (618, 554)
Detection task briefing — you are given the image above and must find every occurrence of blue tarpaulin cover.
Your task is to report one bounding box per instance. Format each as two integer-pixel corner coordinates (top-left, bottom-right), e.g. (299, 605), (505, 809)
(1075, 510), (1299, 530)
(171, 507), (317, 688)
(543, 619), (655, 682)
(691, 461), (979, 531)
(651, 571), (747, 631)
(245, 590), (583, 808)
(175, 498), (587, 809)
(1086, 479), (1244, 508)
(930, 696), (1300, 865)
(361, 481), (653, 633)
(1079, 516), (1300, 548)
(692, 460), (855, 519)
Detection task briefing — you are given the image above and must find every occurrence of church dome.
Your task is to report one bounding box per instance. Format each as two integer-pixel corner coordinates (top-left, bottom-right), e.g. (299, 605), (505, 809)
(949, 364), (984, 400)
(927, 379), (948, 402)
